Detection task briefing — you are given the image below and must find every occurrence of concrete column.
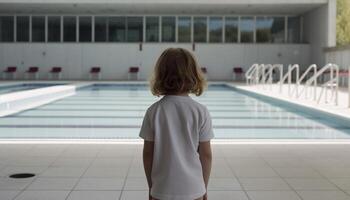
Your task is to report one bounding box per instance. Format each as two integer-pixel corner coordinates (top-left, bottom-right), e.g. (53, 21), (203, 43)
(327, 0), (337, 47)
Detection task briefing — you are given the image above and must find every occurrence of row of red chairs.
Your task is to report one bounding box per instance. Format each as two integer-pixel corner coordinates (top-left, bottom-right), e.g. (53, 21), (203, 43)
(2, 66), (246, 80)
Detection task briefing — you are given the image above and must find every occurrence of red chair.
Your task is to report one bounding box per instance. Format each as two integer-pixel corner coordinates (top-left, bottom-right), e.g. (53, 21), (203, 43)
(2, 66), (17, 80)
(128, 66), (139, 80)
(233, 67), (244, 81)
(90, 67), (101, 80)
(49, 67), (62, 80)
(25, 66), (39, 80)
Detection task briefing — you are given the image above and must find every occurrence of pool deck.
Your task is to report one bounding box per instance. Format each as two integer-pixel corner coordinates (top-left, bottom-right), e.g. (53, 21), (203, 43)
(231, 83), (350, 120)
(1, 144), (350, 200)
(1, 81), (350, 199)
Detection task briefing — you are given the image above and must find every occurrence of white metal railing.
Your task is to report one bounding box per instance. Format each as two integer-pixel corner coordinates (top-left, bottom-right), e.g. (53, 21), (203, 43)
(246, 63), (341, 106)
(279, 64), (299, 97)
(297, 64), (318, 100)
(316, 64), (339, 105)
(245, 64), (260, 85)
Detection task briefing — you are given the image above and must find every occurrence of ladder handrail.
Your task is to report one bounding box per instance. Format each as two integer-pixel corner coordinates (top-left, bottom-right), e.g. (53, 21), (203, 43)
(299, 64), (317, 84)
(281, 64), (300, 97)
(315, 64), (339, 105)
(297, 64), (318, 100)
(245, 64), (259, 85)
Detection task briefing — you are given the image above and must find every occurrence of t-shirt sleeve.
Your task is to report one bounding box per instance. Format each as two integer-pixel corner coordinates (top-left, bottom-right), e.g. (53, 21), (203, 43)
(199, 108), (214, 142)
(139, 109), (154, 141)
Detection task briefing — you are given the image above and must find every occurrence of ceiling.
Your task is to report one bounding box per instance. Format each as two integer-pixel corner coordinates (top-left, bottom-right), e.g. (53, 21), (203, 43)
(0, 2), (327, 15)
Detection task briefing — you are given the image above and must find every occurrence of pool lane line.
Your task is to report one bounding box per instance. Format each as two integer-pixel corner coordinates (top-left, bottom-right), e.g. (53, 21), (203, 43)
(31, 108), (290, 112)
(0, 124), (348, 129)
(4, 116), (321, 120)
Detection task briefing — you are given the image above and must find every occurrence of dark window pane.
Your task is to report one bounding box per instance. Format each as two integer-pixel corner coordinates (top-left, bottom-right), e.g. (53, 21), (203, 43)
(127, 17), (143, 42)
(146, 17), (159, 42)
(225, 17), (238, 43)
(178, 16), (191, 43)
(209, 17), (223, 43)
(240, 17), (254, 43)
(48, 16), (61, 42)
(256, 17), (285, 43)
(64, 16), (77, 42)
(161, 17), (175, 42)
(0, 16), (14, 42)
(79, 16), (92, 42)
(32, 16), (45, 42)
(17, 16), (29, 42)
(288, 17), (300, 43)
(194, 17), (207, 43)
(95, 16), (107, 42)
(109, 17), (126, 42)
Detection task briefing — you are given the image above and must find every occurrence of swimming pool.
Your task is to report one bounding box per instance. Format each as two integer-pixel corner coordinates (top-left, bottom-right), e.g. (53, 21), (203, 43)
(0, 83), (64, 95)
(0, 83), (349, 139)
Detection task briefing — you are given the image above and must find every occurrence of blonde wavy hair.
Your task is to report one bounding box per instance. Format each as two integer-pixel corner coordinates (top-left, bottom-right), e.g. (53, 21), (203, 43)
(150, 48), (206, 96)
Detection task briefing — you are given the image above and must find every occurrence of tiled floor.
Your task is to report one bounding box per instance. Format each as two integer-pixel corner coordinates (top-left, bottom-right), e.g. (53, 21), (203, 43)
(1, 144), (350, 200)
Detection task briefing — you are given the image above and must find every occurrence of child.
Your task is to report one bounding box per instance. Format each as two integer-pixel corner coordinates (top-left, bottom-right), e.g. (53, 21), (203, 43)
(140, 48), (214, 200)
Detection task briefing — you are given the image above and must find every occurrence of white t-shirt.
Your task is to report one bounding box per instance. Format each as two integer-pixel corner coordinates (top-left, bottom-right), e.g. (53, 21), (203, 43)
(139, 95), (214, 200)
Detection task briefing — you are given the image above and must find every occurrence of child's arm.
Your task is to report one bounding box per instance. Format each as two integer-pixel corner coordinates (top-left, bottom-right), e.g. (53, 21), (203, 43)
(199, 141), (212, 190)
(143, 141), (154, 190)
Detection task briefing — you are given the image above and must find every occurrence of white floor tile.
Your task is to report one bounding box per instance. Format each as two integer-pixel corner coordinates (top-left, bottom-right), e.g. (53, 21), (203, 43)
(0, 177), (34, 190)
(274, 168), (322, 178)
(207, 191), (249, 200)
(14, 190), (70, 200)
(67, 191), (121, 200)
(27, 177), (79, 190)
(239, 178), (291, 190)
(120, 191), (149, 200)
(233, 167), (278, 178)
(330, 179), (350, 191)
(285, 178), (338, 190)
(208, 178), (242, 190)
(0, 190), (21, 200)
(74, 178), (124, 190)
(247, 191), (301, 200)
(83, 167), (128, 178)
(297, 191), (350, 200)
(124, 178), (148, 190)
(41, 167), (86, 178)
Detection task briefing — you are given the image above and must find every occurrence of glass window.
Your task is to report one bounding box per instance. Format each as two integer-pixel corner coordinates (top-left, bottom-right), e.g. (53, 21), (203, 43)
(79, 16), (92, 42)
(178, 16), (191, 43)
(209, 17), (223, 43)
(16, 16), (29, 42)
(146, 17), (159, 42)
(0, 16), (14, 42)
(32, 16), (45, 42)
(225, 17), (238, 43)
(256, 17), (285, 43)
(109, 17), (126, 42)
(240, 17), (254, 43)
(63, 16), (77, 42)
(288, 17), (301, 43)
(95, 16), (108, 42)
(161, 16), (175, 42)
(127, 17), (143, 42)
(48, 16), (61, 42)
(194, 17), (207, 43)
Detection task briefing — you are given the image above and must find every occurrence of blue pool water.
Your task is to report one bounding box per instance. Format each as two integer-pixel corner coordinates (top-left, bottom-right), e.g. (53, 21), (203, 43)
(0, 84), (349, 139)
(0, 83), (64, 95)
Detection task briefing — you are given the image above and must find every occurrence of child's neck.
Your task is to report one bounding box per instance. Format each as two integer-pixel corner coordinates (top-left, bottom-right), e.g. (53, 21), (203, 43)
(168, 93), (189, 96)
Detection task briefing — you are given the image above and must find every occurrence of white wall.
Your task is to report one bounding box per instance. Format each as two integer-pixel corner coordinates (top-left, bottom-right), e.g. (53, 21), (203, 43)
(325, 46), (350, 70)
(303, 0), (336, 67)
(0, 43), (310, 81)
